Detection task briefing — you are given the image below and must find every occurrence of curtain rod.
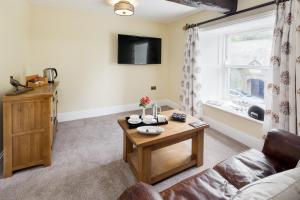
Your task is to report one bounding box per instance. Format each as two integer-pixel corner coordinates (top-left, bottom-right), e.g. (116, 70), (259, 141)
(183, 0), (288, 30)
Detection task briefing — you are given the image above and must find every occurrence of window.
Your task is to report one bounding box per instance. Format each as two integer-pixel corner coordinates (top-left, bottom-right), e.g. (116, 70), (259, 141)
(198, 13), (275, 116)
(224, 29), (273, 105)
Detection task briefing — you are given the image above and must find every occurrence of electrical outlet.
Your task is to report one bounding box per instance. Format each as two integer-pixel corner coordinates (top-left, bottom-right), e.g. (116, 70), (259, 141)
(151, 86), (157, 91)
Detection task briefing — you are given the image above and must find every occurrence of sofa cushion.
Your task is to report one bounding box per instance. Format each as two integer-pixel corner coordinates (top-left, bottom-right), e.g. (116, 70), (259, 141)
(262, 129), (300, 169)
(160, 169), (238, 200)
(213, 149), (280, 189)
(231, 167), (300, 200)
(118, 182), (163, 200)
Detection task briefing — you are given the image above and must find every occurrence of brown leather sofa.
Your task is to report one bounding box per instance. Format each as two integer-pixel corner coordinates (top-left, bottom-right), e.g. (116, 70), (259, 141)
(118, 129), (300, 200)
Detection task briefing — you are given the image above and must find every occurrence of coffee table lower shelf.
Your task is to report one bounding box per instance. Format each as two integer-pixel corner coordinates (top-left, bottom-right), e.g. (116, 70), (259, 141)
(128, 142), (197, 184)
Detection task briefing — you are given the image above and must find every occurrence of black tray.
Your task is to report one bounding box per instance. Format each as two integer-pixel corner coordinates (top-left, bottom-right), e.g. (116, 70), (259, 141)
(126, 116), (168, 129)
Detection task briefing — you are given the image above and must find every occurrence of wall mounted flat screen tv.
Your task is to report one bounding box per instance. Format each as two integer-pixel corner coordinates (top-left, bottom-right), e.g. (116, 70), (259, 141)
(118, 34), (161, 65)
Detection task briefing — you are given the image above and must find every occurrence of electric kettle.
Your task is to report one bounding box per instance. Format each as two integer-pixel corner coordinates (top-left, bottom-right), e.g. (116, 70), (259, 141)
(43, 68), (58, 83)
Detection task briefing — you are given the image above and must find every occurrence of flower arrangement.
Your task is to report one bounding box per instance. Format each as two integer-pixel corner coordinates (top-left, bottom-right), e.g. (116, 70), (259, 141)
(139, 96), (151, 108)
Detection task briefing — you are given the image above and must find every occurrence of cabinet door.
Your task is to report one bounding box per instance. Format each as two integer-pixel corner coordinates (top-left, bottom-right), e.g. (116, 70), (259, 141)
(11, 99), (50, 169)
(12, 132), (44, 168)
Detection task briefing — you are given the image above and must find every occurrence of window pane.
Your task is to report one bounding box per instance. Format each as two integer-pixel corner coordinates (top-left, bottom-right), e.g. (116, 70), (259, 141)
(226, 29), (273, 66)
(229, 68), (268, 104)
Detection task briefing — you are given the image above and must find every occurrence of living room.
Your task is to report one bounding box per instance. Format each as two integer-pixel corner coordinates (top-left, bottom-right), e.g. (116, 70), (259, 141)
(0, 0), (299, 199)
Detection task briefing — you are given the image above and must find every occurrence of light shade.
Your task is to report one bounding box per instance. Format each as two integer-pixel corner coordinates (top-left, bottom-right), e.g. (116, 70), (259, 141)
(114, 1), (134, 16)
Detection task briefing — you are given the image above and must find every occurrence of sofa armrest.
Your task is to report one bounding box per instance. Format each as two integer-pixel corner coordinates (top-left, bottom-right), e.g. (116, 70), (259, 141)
(262, 129), (300, 169)
(118, 182), (163, 200)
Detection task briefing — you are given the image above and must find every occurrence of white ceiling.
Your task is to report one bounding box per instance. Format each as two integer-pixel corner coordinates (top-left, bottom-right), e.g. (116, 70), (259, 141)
(30, 0), (203, 23)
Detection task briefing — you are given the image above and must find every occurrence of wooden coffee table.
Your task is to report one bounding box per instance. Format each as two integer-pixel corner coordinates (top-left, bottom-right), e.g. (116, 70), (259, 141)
(118, 110), (209, 184)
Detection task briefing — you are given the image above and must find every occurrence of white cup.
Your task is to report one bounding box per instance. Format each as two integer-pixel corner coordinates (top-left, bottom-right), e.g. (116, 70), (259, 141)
(130, 115), (139, 120)
(143, 119), (155, 124)
(157, 115), (167, 123)
(143, 115), (154, 120)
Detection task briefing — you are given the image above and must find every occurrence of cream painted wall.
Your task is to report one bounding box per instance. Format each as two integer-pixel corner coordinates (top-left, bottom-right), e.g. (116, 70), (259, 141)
(29, 5), (169, 113)
(0, 0), (30, 151)
(166, 0), (275, 139)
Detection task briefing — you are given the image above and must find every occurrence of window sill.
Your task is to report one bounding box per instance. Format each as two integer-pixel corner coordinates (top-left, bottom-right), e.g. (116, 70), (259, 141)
(203, 100), (264, 125)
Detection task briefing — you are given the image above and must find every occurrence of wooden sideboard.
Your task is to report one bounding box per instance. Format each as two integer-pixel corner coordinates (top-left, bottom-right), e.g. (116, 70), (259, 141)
(2, 82), (59, 177)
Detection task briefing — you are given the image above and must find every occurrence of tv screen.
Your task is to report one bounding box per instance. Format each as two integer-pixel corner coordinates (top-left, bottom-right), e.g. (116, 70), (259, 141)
(118, 34), (161, 65)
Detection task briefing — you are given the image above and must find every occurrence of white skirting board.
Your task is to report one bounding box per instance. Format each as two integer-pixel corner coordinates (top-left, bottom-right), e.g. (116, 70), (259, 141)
(203, 116), (264, 151)
(57, 99), (180, 122)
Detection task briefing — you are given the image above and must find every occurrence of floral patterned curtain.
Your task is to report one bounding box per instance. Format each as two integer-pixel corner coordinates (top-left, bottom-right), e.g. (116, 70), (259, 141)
(180, 27), (202, 116)
(264, 0), (300, 135)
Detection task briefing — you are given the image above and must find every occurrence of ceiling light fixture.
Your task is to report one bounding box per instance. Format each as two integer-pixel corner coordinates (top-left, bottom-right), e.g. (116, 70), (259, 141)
(114, 1), (134, 16)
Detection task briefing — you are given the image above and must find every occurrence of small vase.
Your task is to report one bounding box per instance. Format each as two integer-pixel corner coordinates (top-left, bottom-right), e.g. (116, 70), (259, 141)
(141, 107), (146, 118)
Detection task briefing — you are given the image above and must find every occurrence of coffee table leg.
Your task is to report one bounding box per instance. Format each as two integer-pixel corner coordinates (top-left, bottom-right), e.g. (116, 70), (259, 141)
(123, 132), (133, 162)
(137, 147), (151, 183)
(192, 130), (204, 167)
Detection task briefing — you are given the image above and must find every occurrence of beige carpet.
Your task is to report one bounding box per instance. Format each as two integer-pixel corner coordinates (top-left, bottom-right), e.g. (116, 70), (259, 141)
(0, 107), (248, 200)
